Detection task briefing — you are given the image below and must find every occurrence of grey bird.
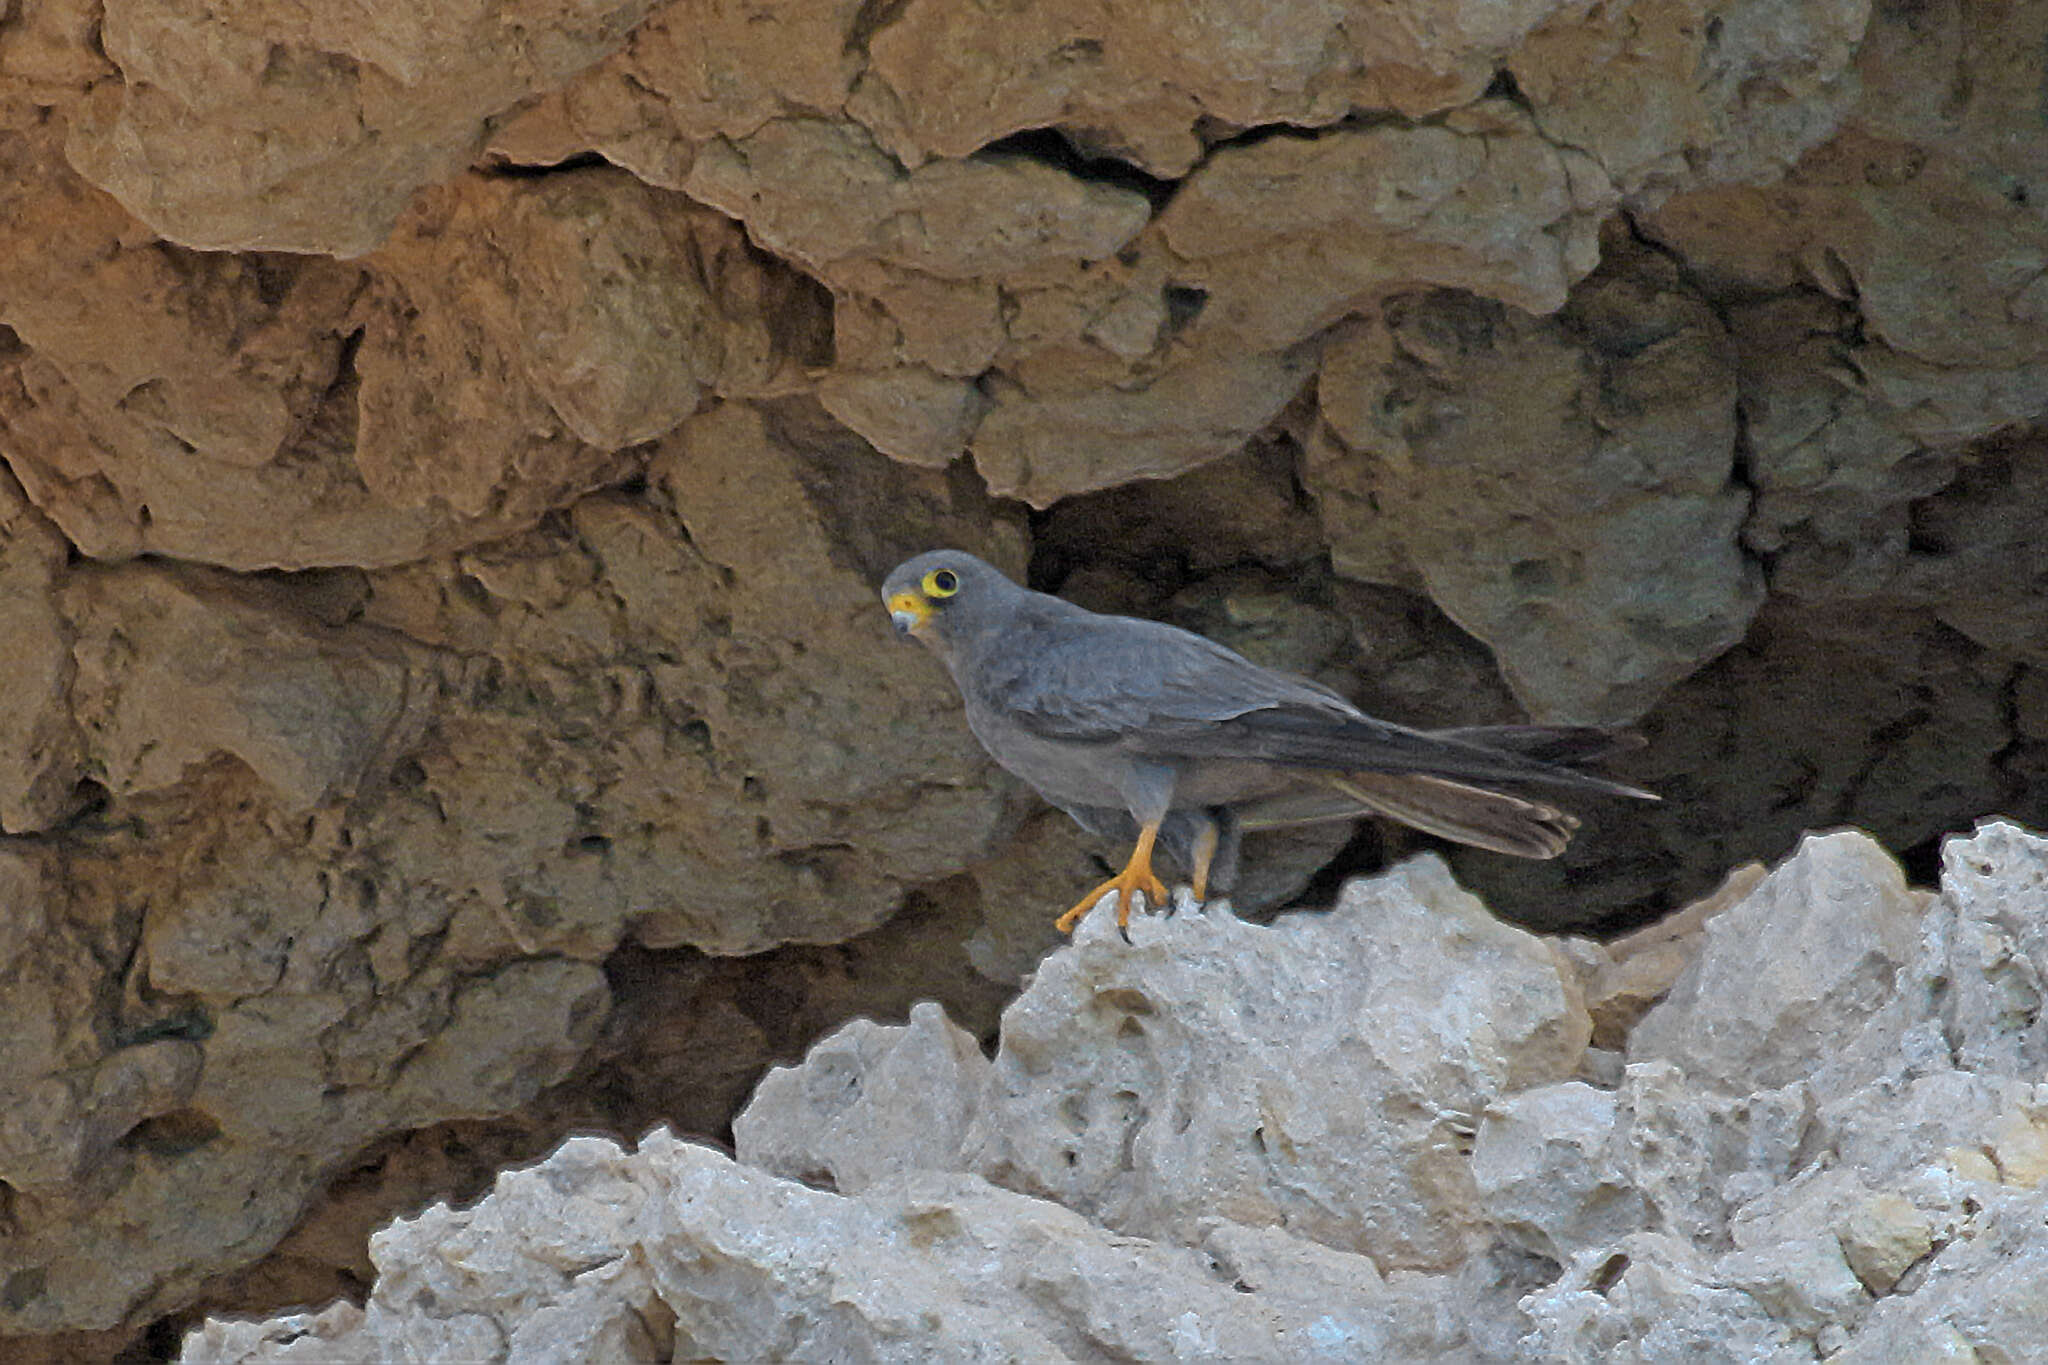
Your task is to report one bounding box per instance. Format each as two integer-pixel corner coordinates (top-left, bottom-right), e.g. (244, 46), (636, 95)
(881, 550), (1655, 934)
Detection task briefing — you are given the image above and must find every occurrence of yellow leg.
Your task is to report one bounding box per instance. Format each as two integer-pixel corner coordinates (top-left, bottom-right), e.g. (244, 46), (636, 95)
(1055, 819), (1170, 934)
(1189, 818), (1219, 903)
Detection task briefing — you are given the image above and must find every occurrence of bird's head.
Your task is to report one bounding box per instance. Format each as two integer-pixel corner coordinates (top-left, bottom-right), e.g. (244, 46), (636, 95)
(880, 550), (1014, 651)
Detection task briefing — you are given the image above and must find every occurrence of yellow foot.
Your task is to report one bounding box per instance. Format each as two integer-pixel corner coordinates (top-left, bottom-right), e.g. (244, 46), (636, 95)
(1190, 816), (1220, 904)
(1055, 822), (1168, 935)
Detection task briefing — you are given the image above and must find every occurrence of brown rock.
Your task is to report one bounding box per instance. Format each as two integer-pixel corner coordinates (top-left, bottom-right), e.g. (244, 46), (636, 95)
(0, 147), (830, 572)
(0, 0), (113, 105)
(1326, 578), (1526, 730)
(818, 366), (989, 469)
(970, 344), (1315, 506)
(65, 561), (423, 811)
(0, 759), (614, 1337)
(64, 0), (658, 254)
(358, 398), (1029, 957)
(1893, 429), (2048, 669)
(354, 166), (826, 522)
(958, 809), (1105, 985)
(0, 126), (403, 569)
(684, 117), (1151, 283)
(0, 392), (1045, 1342)
(1727, 291), (1955, 607)
(849, 0), (1567, 175)
(1160, 103), (1612, 337)
(1642, 0), (2048, 459)
(1508, 0), (1868, 201)
(846, 273), (1008, 378)
(488, 0), (871, 190)
(0, 460), (83, 832)
(1624, 598), (2020, 913)
(0, 844), (133, 1194)
(1309, 240), (1763, 722)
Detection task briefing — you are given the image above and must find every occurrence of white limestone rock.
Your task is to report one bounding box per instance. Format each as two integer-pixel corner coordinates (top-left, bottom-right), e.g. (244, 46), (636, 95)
(1940, 821), (2048, 1075)
(968, 855), (1590, 1272)
(1840, 1185), (2048, 1365)
(735, 1000), (991, 1194)
(1471, 1082), (1646, 1265)
(184, 1128), (1476, 1364)
(186, 822), (2048, 1364)
(1628, 829), (1928, 1097)
(1520, 1232), (1799, 1364)
(743, 854), (1591, 1272)
(1520, 823), (2048, 1360)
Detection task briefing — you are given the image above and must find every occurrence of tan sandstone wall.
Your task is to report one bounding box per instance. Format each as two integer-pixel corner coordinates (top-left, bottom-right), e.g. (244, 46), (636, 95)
(0, 0), (2042, 1354)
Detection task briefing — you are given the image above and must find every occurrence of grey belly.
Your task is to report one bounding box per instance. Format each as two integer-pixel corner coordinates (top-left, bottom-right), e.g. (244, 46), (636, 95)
(965, 707), (1128, 808)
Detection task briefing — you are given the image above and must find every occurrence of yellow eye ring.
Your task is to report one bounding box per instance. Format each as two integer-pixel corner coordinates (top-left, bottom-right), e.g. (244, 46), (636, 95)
(923, 567), (960, 598)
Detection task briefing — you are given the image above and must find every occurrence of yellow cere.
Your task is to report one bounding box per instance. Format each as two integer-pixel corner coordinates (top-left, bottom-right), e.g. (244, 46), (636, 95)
(887, 590), (931, 625)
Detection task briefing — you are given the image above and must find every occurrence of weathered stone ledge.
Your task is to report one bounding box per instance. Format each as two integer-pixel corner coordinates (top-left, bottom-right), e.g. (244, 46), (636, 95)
(184, 820), (2048, 1363)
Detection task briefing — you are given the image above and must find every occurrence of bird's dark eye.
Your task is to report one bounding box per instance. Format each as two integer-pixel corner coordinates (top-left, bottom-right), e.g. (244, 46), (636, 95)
(924, 568), (960, 598)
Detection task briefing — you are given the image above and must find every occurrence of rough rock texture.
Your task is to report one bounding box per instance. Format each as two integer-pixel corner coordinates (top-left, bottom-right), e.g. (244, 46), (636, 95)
(1516, 822), (2048, 1362)
(0, 0), (2043, 1353)
(186, 822), (2048, 1362)
(1309, 235), (1762, 721)
(185, 1134), (1482, 1364)
(746, 857), (1590, 1273)
(68, 0), (661, 256)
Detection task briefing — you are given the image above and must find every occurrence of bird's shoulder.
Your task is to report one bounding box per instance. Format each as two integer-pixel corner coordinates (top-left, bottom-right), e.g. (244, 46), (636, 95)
(964, 590), (1355, 740)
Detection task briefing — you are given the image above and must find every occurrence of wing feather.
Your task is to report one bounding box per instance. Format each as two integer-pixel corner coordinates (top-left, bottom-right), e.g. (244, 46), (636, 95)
(970, 601), (1353, 741)
(969, 596), (1652, 800)
(1138, 709), (1655, 797)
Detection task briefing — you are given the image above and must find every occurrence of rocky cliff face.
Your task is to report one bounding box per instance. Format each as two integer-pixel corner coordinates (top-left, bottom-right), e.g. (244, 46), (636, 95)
(184, 823), (2048, 1362)
(0, 0), (2043, 1355)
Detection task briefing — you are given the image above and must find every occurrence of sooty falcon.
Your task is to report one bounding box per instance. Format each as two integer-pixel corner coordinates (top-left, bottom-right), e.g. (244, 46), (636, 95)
(882, 551), (1654, 935)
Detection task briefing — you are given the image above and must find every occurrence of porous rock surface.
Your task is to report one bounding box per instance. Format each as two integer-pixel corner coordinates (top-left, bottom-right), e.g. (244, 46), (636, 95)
(1, 0), (2045, 1353)
(186, 821), (2048, 1362)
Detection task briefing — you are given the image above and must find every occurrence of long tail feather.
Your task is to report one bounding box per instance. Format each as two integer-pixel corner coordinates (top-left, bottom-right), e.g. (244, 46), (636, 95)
(1153, 712), (1657, 799)
(1326, 772), (1579, 859)
(1432, 724), (1647, 769)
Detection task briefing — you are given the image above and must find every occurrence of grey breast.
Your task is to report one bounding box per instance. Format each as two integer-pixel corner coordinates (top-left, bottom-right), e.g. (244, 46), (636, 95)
(959, 686), (1135, 811)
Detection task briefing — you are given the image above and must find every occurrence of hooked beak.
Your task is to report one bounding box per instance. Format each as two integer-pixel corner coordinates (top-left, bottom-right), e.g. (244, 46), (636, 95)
(886, 590), (930, 639)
